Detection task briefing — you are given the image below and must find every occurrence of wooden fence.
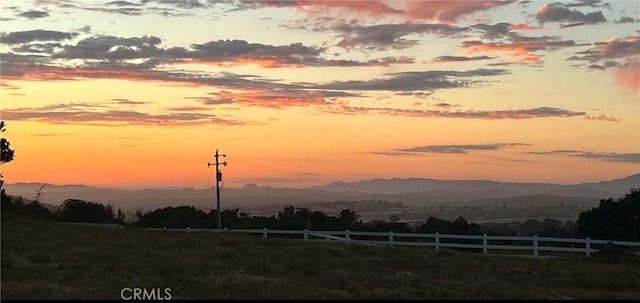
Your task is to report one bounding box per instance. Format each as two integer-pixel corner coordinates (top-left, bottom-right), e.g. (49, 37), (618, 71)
(138, 226), (640, 258)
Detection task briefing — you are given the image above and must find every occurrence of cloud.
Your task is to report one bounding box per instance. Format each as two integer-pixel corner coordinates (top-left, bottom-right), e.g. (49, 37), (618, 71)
(110, 98), (150, 105)
(461, 34), (577, 64)
(326, 105), (585, 120)
(368, 151), (422, 157)
(198, 89), (359, 109)
(253, 0), (515, 23)
(615, 16), (638, 24)
(431, 102), (461, 108)
(185, 96), (235, 106)
(396, 143), (531, 154)
(530, 150), (640, 163)
(17, 10), (49, 19)
(433, 55), (494, 62)
(1, 30), (78, 44)
(183, 39), (322, 67)
(571, 36), (640, 63)
(559, 21), (589, 28)
(583, 114), (620, 122)
(569, 37), (639, 92)
(535, 2), (606, 24)
(393, 91), (434, 99)
(400, 0), (516, 23)
(333, 22), (468, 50)
(166, 106), (212, 111)
(318, 68), (510, 91)
(53, 35), (163, 60)
(565, 0), (609, 8)
(106, 1), (143, 7)
(472, 22), (513, 39)
(1, 107), (245, 126)
(2, 52), (508, 102)
(23, 33), (411, 68)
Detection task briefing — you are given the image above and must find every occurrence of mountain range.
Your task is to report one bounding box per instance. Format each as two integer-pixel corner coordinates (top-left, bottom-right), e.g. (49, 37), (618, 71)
(4, 174), (638, 213)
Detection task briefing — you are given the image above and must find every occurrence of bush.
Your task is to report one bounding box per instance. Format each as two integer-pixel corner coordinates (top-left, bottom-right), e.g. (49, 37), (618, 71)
(58, 199), (115, 223)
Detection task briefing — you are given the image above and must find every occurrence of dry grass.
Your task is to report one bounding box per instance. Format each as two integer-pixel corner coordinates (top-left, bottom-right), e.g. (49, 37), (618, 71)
(2, 218), (639, 300)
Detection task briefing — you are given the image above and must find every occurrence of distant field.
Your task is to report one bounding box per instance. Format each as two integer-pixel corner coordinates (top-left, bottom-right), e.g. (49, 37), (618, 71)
(1, 219), (639, 300)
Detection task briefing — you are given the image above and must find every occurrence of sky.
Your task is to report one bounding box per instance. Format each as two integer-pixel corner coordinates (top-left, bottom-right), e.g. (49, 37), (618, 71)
(0, 0), (639, 189)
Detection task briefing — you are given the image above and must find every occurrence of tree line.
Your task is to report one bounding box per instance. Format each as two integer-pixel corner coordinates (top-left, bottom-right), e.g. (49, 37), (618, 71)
(1, 188), (639, 241)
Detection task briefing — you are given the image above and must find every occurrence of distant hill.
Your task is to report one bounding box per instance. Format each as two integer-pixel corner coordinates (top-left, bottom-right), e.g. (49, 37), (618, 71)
(312, 174), (639, 198)
(4, 174), (637, 212)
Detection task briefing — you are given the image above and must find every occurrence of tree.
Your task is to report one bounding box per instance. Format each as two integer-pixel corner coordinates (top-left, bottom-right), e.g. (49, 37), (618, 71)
(58, 199), (115, 223)
(576, 188), (640, 241)
(0, 121), (14, 164)
(339, 209), (358, 229)
(1, 121), (15, 214)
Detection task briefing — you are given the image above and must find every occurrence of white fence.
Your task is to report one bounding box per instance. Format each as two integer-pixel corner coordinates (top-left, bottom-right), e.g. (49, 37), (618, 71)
(139, 226), (640, 258)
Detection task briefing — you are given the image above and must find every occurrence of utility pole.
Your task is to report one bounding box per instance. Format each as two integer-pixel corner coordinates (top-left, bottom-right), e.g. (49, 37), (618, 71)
(208, 149), (227, 229)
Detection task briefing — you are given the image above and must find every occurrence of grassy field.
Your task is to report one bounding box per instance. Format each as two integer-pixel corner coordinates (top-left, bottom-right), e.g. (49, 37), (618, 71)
(1, 219), (639, 300)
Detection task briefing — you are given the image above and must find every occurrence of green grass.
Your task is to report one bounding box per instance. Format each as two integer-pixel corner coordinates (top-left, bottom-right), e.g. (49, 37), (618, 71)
(2, 219), (639, 300)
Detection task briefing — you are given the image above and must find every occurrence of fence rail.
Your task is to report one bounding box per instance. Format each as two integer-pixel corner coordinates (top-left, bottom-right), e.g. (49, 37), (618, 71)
(142, 226), (640, 258)
(60, 222), (640, 258)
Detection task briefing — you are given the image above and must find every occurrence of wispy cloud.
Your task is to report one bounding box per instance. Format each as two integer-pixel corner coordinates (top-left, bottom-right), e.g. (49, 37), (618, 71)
(318, 68), (510, 91)
(1, 107), (245, 126)
(529, 150), (640, 163)
(333, 22), (468, 50)
(433, 55), (495, 62)
(371, 143), (531, 156)
(461, 34), (578, 64)
(399, 143), (531, 154)
(584, 114), (620, 122)
(327, 105), (585, 120)
(110, 98), (150, 105)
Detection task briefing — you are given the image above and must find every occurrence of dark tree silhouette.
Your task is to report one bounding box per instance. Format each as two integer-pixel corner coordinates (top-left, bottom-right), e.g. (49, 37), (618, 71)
(416, 216), (482, 235)
(1, 121), (16, 215)
(58, 199), (115, 223)
(339, 209), (358, 229)
(576, 188), (640, 241)
(0, 121), (14, 164)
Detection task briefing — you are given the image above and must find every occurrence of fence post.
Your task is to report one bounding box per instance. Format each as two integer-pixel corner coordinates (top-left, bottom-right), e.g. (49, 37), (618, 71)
(389, 231), (394, 244)
(345, 229), (350, 242)
(482, 234), (488, 255)
(435, 232), (440, 251)
(263, 228), (267, 238)
(304, 229), (308, 240)
(533, 235), (539, 257)
(585, 237), (591, 258)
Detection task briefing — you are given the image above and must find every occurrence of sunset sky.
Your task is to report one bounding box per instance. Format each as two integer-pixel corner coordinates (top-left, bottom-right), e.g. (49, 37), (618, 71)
(1, 0), (639, 189)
